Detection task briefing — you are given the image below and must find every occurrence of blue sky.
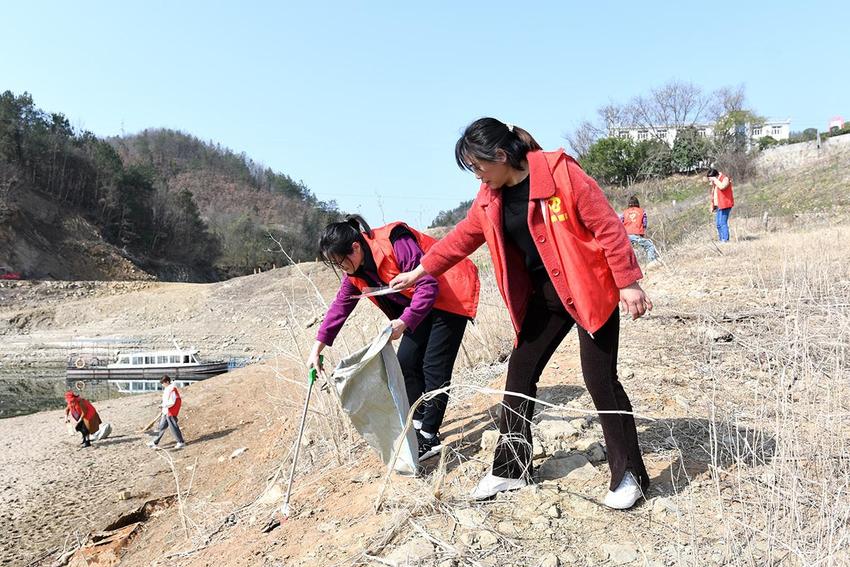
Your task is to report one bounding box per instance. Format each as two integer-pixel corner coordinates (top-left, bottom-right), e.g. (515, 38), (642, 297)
(2, 1), (847, 226)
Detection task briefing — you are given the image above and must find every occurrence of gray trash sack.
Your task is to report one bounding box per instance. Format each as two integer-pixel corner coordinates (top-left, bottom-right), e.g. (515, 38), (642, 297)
(330, 325), (418, 475)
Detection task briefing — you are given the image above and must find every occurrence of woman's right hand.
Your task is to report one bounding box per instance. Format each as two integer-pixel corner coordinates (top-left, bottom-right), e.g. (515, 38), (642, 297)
(307, 341), (326, 372)
(389, 265), (426, 291)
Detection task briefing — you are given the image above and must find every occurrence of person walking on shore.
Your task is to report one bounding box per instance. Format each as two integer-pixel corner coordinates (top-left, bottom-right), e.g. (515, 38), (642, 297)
(148, 375), (185, 449)
(391, 118), (652, 509)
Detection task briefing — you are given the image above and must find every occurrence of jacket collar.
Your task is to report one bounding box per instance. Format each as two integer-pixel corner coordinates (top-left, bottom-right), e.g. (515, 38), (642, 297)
(527, 149), (561, 200)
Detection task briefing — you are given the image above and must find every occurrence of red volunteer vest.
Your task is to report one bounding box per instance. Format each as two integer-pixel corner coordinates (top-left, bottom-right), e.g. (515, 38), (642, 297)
(713, 173), (734, 209)
(168, 387), (182, 417)
(349, 223), (480, 319)
(622, 207), (645, 236)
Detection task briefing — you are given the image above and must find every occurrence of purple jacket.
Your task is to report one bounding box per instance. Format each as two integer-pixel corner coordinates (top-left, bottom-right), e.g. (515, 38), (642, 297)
(316, 234), (439, 346)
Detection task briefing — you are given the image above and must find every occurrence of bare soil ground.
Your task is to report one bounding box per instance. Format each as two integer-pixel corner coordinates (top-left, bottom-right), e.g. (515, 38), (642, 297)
(2, 218), (849, 566)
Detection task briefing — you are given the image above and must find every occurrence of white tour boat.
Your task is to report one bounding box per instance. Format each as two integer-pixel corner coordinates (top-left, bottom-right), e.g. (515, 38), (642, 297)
(66, 345), (229, 394)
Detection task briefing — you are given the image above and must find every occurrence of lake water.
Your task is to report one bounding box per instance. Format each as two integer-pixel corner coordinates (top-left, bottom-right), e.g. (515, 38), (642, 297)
(0, 364), (127, 418)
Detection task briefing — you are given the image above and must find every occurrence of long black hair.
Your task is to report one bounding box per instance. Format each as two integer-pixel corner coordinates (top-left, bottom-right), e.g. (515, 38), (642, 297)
(318, 214), (373, 265)
(455, 117), (543, 172)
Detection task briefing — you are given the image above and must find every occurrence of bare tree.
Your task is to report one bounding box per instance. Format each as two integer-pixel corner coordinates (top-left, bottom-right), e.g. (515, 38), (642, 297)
(565, 120), (605, 157)
(624, 80), (712, 130)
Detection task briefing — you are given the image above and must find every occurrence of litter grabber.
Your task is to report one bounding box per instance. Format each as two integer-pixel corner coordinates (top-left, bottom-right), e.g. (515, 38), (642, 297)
(263, 356), (323, 533)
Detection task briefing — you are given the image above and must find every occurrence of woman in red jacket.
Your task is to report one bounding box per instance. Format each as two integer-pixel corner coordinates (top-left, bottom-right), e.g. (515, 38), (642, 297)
(391, 118), (652, 508)
(64, 391), (101, 448)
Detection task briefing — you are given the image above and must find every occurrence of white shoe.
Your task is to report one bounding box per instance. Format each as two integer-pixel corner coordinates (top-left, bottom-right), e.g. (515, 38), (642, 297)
(603, 472), (643, 509)
(147, 441), (159, 449)
(470, 473), (527, 500)
(173, 442), (185, 449)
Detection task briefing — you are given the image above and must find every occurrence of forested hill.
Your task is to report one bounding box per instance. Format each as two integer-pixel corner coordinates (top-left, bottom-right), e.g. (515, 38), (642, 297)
(109, 129), (340, 276)
(0, 91), (340, 282)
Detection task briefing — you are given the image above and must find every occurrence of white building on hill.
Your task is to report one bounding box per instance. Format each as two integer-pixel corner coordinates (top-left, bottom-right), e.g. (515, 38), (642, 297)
(610, 119), (791, 146)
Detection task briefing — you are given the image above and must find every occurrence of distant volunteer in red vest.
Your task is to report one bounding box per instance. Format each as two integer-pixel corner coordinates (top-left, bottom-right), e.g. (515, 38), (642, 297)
(307, 215), (479, 461)
(619, 195), (659, 263)
(390, 118), (652, 508)
(64, 391), (101, 448)
(707, 168), (734, 242)
(148, 375), (185, 449)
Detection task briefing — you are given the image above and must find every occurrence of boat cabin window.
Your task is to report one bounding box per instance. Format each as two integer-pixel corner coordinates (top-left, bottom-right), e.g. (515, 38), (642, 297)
(156, 355), (167, 364)
(183, 355), (190, 363)
(119, 357), (129, 364)
(144, 356), (152, 364)
(169, 355), (179, 363)
(132, 356), (142, 365)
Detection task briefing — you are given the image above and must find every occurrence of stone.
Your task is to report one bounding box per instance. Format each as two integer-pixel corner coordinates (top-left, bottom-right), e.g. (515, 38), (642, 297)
(258, 483), (283, 505)
(538, 454), (597, 481)
(496, 521), (518, 536)
(454, 507), (485, 529)
(533, 437), (546, 459)
(230, 447), (248, 459)
(569, 418), (586, 431)
(531, 515), (550, 528)
(547, 504), (561, 518)
(582, 442), (606, 463)
(536, 420), (578, 445)
(651, 497), (678, 516)
(480, 430), (500, 451)
(477, 530), (499, 548)
(383, 537), (434, 566)
(538, 553), (560, 567)
(116, 490), (131, 501)
(602, 543), (639, 565)
(574, 437), (597, 452)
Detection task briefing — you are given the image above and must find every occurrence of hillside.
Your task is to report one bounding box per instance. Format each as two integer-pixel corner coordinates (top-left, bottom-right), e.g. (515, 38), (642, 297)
(2, 217), (848, 566)
(0, 92), (339, 283)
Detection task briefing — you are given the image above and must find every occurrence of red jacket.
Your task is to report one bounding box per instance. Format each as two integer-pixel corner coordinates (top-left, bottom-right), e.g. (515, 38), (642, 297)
(421, 150), (642, 336)
(712, 173), (734, 209)
(351, 222), (480, 319)
(622, 206), (645, 236)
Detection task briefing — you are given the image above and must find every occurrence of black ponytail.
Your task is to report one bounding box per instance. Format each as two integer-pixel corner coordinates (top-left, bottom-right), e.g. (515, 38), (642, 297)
(455, 117), (543, 172)
(318, 214), (373, 265)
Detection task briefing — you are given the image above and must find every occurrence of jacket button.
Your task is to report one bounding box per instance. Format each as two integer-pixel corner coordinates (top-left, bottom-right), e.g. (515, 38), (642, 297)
(537, 235), (546, 243)
(566, 297), (574, 305)
(551, 269), (560, 277)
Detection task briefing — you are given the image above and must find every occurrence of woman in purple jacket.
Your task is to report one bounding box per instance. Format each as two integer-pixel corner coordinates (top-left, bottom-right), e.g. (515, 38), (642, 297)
(307, 215), (478, 461)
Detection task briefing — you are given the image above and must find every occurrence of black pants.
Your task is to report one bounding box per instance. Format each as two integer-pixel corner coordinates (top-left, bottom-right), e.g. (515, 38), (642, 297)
(75, 420), (90, 442)
(396, 309), (468, 436)
(493, 276), (649, 491)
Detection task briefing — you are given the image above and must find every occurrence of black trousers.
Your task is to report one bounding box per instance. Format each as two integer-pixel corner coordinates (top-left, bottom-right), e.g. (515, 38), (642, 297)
(75, 420), (90, 442)
(396, 309), (468, 435)
(493, 275), (649, 491)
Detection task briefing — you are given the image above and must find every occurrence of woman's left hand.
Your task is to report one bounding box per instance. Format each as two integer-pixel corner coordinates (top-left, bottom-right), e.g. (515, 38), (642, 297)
(389, 319), (407, 340)
(619, 282), (653, 320)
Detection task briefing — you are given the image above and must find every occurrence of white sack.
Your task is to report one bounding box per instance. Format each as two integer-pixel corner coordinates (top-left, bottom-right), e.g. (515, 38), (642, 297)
(331, 326), (418, 475)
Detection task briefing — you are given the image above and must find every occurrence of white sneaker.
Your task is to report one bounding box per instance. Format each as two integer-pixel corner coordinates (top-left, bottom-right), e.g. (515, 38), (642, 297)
(147, 441), (159, 449)
(173, 442), (185, 449)
(602, 472), (643, 509)
(470, 473), (527, 500)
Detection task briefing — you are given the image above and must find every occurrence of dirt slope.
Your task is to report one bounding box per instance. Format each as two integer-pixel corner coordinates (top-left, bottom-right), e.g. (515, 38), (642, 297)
(3, 216), (848, 566)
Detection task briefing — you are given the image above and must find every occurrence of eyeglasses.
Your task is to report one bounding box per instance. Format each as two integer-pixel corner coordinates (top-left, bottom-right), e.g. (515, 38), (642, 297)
(326, 253), (352, 270)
